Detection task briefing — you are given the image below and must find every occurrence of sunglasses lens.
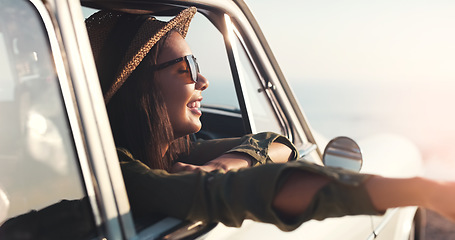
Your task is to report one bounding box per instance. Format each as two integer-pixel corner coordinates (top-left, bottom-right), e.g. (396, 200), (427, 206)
(187, 55), (198, 83)
(194, 56), (200, 76)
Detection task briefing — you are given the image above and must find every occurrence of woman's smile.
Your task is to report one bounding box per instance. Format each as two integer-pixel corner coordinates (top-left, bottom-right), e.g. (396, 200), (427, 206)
(187, 98), (202, 116)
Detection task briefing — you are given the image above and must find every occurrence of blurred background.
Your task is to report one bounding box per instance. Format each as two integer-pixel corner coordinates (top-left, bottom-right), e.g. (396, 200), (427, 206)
(247, 0), (455, 181)
(246, 1), (455, 237)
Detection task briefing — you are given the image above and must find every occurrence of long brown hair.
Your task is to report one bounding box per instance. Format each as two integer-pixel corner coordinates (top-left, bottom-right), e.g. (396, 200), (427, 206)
(104, 30), (189, 170)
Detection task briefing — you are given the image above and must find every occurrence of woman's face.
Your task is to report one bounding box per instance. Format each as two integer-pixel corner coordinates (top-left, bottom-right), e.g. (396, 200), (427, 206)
(154, 31), (209, 139)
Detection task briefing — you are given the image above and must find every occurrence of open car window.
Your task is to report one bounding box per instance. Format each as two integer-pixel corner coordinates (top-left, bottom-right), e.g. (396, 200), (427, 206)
(186, 14), (239, 111)
(225, 16), (285, 135)
(186, 12), (288, 138)
(185, 13), (247, 139)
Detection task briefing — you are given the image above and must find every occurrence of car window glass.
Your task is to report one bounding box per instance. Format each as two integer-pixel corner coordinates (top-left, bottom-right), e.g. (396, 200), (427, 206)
(186, 13), (285, 136)
(227, 21), (285, 135)
(185, 13), (239, 110)
(0, 1), (97, 239)
(184, 13), (247, 139)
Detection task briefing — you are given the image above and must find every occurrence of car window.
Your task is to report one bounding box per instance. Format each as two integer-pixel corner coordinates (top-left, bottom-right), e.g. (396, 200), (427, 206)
(186, 13), (285, 136)
(0, 1), (97, 239)
(185, 13), (240, 110)
(229, 26), (285, 135)
(184, 13), (247, 139)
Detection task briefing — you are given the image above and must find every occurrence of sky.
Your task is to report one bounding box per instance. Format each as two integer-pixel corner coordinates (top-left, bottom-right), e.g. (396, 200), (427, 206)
(246, 0), (455, 83)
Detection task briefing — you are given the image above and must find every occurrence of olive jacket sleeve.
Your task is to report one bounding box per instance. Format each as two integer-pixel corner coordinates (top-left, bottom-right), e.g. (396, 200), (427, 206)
(178, 132), (298, 166)
(119, 133), (381, 232)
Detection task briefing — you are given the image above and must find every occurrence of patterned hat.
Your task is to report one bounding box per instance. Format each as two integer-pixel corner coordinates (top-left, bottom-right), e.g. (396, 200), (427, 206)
(86, 7), (197, 103)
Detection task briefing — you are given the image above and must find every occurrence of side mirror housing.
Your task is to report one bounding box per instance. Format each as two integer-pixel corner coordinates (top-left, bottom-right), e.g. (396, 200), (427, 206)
(322, 136), (363, 172)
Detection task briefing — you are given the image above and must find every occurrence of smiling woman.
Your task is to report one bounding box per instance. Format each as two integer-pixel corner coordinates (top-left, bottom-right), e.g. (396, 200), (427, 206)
(86, 9), (199, 170)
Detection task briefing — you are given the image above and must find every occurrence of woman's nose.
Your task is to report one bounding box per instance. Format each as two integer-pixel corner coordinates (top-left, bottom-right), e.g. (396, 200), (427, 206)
(195, 73), (209, 91)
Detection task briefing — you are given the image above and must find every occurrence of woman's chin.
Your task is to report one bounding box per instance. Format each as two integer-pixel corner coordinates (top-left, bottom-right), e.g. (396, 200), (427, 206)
(191, 122), (202, 134)
(174, 122), (201, 139)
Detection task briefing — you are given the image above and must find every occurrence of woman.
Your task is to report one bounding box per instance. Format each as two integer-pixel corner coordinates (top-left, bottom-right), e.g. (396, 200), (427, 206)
(85, 7), (455, 231)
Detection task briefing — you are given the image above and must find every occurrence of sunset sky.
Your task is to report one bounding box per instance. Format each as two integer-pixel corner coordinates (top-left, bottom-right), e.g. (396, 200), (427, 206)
(248, 0), (455, 84)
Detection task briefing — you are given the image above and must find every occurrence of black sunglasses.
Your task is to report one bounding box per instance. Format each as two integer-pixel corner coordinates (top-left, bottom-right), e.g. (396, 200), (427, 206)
(151, 55), (200, 83)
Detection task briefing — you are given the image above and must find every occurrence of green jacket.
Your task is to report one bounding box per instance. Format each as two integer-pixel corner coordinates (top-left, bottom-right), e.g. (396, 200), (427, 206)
(119, 132), (380, 231)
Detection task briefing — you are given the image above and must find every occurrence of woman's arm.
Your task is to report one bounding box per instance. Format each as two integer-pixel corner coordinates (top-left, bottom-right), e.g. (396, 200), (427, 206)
(173, 132), (298, 173)
(267, 142), (295, 163)
(171, 152), (252, 172)
(273, 171), (455, 222)
(120, 149), (455, 231)
(171, 142), (293, 173)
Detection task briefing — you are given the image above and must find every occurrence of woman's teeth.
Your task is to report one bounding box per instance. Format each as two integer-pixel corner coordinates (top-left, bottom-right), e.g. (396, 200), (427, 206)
(187, 101), (202, 115)
(187, 101), (200, 108)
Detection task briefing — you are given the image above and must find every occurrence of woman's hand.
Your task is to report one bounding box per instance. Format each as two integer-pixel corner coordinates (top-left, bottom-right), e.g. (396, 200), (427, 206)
(365, 176), (455, 222)
(170, 153), (252, 173)
(427, 181), (455, 222)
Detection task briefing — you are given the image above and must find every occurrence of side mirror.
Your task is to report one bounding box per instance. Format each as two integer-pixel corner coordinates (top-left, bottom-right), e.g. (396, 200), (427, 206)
(322, 136), (363, 172)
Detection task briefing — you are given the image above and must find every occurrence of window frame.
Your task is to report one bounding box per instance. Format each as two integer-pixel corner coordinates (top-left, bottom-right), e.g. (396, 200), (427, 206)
(223, 14), (288, 136)
(44, 0), (136, 238)
(197, 5), (322, 162)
